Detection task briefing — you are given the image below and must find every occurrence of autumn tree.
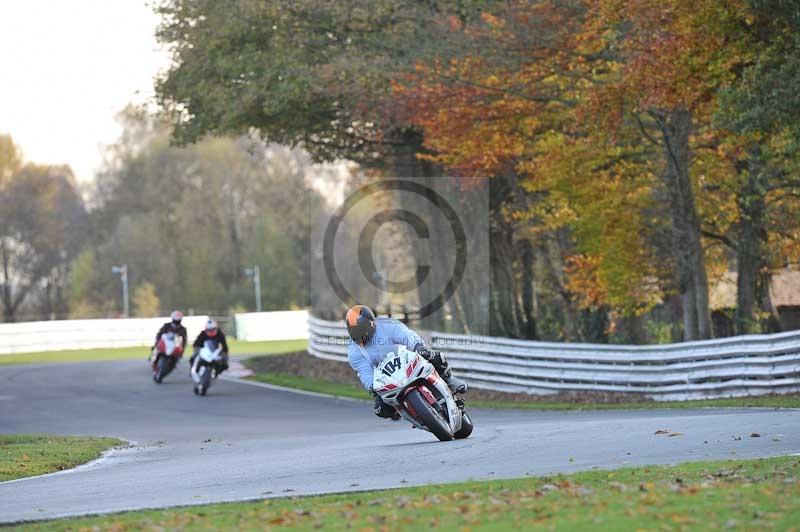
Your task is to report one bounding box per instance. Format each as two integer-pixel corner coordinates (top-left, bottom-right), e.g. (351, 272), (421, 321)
(0, 134), (22, 187)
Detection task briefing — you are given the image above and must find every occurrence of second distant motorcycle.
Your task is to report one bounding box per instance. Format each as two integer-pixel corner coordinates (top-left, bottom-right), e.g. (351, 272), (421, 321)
(189, 319), (230, 396)
(190, 339), (224, 395)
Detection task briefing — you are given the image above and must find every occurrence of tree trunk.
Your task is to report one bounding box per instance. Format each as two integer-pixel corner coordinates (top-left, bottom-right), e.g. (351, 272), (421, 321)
(736, 147), (781, 334)
(520, 238), (537, 339)
(488, 175), (520, 337)
(735, 158), (764, 334)
(655, 109), (712, 340)
(391, 130), (447, 331)
(0, 238), (13, 322)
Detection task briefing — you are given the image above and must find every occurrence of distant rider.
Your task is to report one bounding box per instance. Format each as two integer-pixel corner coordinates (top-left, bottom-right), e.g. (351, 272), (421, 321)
(151, 310), (188, 365)
(190, 319), (230, 377)
(345, 305), (467, 420)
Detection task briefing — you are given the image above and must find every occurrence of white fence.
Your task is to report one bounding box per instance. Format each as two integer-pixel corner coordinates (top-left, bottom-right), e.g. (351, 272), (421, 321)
(0, 316), (209, 355)
(233, 310), (309, 341)
(308, 316), (800, 401)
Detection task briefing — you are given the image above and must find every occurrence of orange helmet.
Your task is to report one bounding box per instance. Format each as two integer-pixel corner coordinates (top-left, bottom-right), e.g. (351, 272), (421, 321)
(345, 305), (376, 345)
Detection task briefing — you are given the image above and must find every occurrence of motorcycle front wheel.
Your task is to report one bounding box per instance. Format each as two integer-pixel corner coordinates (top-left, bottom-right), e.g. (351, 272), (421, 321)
(199, 365), (212, 396)
(154, 355), (168, 383)
(405, 389), (453, 441)
(454, 411), (474, 439)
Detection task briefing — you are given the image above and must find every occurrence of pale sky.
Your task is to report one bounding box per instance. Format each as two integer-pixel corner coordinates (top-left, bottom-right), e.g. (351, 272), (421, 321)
(0, 1), (170, 182)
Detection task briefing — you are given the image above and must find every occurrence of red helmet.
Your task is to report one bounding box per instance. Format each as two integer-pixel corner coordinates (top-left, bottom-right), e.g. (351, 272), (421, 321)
(170, 310), (183, 324)
(205, 319), (218, 337)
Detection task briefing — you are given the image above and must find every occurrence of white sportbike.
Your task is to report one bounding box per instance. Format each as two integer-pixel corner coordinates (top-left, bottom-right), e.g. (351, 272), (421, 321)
(191, 339), (224, 396)
(373, 345), (474, 441)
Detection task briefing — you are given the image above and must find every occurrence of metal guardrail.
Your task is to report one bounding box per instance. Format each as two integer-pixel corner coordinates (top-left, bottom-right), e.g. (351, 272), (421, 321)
(308, 316), (800, 401)
(0, 316), (210, 355)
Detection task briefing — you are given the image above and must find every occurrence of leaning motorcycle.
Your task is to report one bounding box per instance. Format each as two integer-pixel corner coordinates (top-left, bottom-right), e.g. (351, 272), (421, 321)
(190, 339), (224, 396)
(372, 345), (474, 442)
(151, 331), (184, 383)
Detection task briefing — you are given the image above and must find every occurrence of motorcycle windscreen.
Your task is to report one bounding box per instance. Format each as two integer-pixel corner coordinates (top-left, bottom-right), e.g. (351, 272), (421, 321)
(374, 345), (416, 389)
(204, 339), (220, 351)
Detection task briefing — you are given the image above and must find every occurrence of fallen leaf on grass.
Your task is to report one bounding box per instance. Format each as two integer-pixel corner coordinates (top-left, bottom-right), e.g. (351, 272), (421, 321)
(395, 496), (411, 507)
(608, 481), (627, 492)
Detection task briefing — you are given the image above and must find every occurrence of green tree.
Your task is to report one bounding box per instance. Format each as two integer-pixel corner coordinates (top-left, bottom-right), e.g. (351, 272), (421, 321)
(0, 164), (89, 321)
(85, 110), (325, 315)
(710, 2), (800, 334)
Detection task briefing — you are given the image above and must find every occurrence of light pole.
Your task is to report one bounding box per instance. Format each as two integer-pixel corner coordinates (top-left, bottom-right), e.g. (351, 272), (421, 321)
(111, 265), (129, 318)
(244, 265), (262, 312)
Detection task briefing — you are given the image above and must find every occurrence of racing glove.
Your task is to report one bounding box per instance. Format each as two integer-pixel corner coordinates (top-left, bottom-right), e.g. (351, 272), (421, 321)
(370, 386), (397, 419)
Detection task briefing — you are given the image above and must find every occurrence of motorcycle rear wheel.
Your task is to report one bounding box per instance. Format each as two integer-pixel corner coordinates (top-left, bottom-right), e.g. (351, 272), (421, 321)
(405, 389), (453, 441)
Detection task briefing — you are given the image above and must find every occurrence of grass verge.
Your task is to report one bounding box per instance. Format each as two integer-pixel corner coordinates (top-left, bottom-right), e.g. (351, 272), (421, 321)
(12, 456), (800, 530)
(250, 372), (367, 400)
(0, 434), (123, 482)
(248, 371), (800, 410)
(0, 339), (306, 366)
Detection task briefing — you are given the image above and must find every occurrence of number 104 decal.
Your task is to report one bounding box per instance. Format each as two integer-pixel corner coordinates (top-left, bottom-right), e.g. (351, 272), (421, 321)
(381, 357), (402, 376)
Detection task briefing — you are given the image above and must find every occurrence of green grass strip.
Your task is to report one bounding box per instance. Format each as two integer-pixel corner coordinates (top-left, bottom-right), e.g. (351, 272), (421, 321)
(14, 455), (800, 530)
(0, 339), (307, 366)
(471, 395), (800, 410)
(249, 372), (367, 400)
(0, 434), (123, 482)
(248, 372), (800, 410)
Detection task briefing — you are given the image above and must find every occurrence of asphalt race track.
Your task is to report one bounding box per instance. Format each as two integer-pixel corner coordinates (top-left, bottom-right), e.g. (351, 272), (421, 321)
(1, 359), (799, 523)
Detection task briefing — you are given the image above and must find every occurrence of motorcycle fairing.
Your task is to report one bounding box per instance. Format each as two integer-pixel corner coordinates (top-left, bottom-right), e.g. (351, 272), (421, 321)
(372, 345), (463, 434)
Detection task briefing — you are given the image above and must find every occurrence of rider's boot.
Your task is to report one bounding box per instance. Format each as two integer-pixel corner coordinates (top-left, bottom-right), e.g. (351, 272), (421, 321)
(441, 368), (468, 394)
(417, 347), (468, 394)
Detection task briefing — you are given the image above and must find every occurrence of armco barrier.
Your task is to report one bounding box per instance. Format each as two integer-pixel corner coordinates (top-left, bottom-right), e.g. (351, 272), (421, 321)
(233, 310), (309, 341)
(308, 316), (800, 401)
(0, 316), (209, 355)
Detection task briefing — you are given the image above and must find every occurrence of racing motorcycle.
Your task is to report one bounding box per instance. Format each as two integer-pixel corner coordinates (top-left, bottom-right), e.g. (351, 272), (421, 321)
(190, 339), (224, 396)
(372, 345), (474, 442)
(151, 331), (184, 383)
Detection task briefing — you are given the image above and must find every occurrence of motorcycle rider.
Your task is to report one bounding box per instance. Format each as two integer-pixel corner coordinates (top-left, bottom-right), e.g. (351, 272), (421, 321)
(151, 310), (188, 366)
(190, 319), (230, 377)
(345, 305), (467, 420)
